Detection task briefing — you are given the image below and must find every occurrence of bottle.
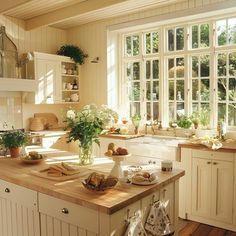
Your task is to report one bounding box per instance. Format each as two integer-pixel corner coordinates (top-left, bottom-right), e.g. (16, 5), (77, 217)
(72, 80), (78, 90)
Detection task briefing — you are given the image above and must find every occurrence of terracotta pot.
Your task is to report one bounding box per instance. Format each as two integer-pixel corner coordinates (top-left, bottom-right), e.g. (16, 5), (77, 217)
(9, 147), (21, 158)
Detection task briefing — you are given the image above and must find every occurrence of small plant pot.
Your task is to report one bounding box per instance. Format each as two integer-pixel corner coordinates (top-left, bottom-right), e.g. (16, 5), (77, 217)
(9, 147), (21, 158)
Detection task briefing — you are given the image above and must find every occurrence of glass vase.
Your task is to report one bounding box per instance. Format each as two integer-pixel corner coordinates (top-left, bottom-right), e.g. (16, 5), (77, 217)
(79, 144), (94, 165)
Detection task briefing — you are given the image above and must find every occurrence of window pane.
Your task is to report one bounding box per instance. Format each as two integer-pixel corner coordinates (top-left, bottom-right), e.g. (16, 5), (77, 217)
(218, 53), (227, 76)
(192, 103), (198, 112)
(146, 81), (151, 101)
(176, 57), (184, 78)
(176, 80), (184, 100)
(229, 78), (236, 101)
(217, 20), (227, 46)
(192, 25), (198, 48)
(130, 82), (140, 101)
(229, 52), (236, 76)
(218, 103), (226, 121)
(177, 102), (185, 118)
(145, 33), (151, 54)
(228, 18), (236, 45)
(218, 78), (227, 101)
(192, 80), (199, 100)
(153, 60), (159, 79)
(152, 32), (159, 53)
(228, 103), (236, 125)
(146, 102), (151, 120)
(169, 80), (174, 100)
(200, 55), (210, 77)
(168, 29), (174, 51)
(176, 28), (184, 50)
(125, 36), (131, 56)
(126, 63), (131, 78)
(192, 56), (198, 77)
(133, 62), (140, 80)
(153, 102), (159, 120)
(133, 35), (139, 56)
(169, 102), (175, 121)
(130, 102), (140, 117)
(168, 59), (174, 78)
(146, 61), (151, 79)
(200, 24), (209, 47)
(200, 79), (210, 101)
(153, 81), (159, 100)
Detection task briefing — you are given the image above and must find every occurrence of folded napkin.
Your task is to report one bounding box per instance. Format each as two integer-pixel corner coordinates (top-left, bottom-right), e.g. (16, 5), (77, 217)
(190, 136), (222, 150)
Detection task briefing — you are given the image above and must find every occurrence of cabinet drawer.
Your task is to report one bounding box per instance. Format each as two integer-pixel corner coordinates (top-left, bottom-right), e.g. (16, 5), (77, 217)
(0, 179), (38, 209)
(38, 193), (99, 233)
(192, 150), (234, 162)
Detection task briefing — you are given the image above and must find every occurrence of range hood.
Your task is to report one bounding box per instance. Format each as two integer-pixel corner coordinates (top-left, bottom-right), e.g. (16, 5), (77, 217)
(0, 25), (36, 92)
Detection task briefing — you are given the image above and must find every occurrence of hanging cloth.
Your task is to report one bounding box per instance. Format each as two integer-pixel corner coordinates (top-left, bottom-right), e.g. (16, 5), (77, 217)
(124, 210), (148, 236)
(145, 200), (174, 236)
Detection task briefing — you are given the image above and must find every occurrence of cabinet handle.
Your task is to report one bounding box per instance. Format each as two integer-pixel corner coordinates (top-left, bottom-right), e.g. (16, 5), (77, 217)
(213, 162), (218, 165)
(163, 189), (167, 199)
(61, 208), (69, 214)
(5, 188), (10, 193)
(207, 161), (211, 164)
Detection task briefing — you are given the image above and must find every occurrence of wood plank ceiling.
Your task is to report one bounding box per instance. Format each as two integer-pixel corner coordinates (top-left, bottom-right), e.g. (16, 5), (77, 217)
(1, 0), (178, 30)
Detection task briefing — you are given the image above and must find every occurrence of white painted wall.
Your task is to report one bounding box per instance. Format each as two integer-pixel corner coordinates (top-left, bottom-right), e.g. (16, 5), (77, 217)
(67, 0), (228, 108)
(0, 15), (69, 129)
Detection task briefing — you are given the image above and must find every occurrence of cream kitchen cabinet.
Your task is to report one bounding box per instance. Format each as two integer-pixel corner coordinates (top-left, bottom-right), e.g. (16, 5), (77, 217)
(192, 151), (234, 224)
(0, 180), (40, 236)
(179, 148), (235, 231)
(25, 52), (79, 104)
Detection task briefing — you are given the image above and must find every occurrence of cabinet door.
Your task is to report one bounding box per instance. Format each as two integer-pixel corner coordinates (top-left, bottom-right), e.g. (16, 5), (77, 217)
(192, 158), (212, 218)
(0, 180), (40, 236)
(35, 58), (61, 104)
(211, 160), (234, 223)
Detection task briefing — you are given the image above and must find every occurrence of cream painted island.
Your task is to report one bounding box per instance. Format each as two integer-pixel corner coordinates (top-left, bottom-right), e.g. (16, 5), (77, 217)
(0, 146), (184, 236)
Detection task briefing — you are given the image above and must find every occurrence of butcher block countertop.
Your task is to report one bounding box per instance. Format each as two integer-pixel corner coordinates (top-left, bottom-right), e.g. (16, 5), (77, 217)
(0, 147), (184, 214)
(99, 133), (144, 140)
(179, 140), (236, 153)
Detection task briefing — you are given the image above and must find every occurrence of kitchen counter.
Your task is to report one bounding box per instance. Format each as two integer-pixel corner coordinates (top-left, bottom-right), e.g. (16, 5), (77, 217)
(0, 146), (184, 214)
(99, 133), (144, 140)
(178, 140), (236, 153)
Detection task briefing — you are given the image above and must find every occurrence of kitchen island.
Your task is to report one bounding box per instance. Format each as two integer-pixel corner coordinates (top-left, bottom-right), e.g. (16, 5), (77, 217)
(0, 146), (184, 236)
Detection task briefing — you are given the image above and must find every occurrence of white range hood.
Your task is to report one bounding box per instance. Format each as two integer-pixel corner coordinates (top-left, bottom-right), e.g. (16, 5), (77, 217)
(0, 78), (36, 92)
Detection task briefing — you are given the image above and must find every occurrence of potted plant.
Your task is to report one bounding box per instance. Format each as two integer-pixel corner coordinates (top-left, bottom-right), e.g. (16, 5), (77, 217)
(190, 111), (200, 129)
(65, 104), (117, 165)
(177, 115), (192, 129)
(57, 44), (88, 65)
(0, 130), (28, 158)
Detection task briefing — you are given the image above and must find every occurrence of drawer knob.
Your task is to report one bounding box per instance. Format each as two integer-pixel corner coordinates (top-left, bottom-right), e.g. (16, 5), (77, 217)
(62, 208), (69, 214)
(207, 161), (211, 164)
(213, 162), (218, 165)
(5, 188), (10, 193)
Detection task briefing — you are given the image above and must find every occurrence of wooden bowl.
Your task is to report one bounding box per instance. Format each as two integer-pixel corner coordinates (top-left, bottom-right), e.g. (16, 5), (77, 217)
(20, 155), (45, 164)
(81, 180), (116, 193)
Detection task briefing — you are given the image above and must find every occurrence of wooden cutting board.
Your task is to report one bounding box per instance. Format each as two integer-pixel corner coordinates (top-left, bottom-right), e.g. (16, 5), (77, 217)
(34, 113), (59, 129)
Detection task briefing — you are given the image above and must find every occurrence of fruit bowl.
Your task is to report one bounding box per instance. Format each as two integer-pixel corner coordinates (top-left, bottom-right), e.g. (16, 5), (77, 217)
(82, 172), (118, 193)
(20, 154), (45, 164)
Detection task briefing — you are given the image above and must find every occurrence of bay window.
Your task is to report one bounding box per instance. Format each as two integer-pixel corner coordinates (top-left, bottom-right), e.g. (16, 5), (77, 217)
(121, 16), (236, 128)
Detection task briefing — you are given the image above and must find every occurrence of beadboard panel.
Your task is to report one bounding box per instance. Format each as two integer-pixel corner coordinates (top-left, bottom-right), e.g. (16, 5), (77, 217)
(40, 214), (97, 236)
(0, 198), (40, 236)
(67, 0), (228, 107)
(0, 15), (67, 55)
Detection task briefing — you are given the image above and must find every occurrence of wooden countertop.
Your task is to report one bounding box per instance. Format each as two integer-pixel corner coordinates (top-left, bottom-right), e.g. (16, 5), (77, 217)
(0, 147), (184, 214)
(179, 140), (236, 153)
(99, 133), (144, 140)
